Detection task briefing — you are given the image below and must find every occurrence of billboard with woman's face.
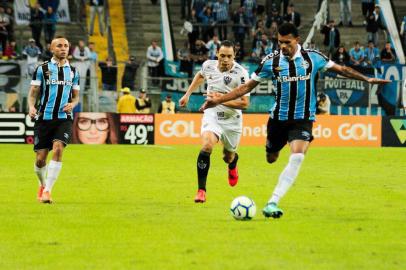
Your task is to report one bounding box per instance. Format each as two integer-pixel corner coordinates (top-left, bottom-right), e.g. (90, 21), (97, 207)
(72, 112), (119, 144)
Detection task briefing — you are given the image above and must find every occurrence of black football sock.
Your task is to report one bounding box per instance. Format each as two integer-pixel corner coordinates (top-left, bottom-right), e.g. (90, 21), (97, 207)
(197, 150), (211, 191)
(228, 153), (239, 170)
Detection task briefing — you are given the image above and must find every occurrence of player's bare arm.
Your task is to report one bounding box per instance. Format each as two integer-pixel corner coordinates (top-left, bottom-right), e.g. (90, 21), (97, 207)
(63, 89), (80, 113)
(179, 72), (205, 107)
(28, 85), (40, 118)
(200, 79), (259, 111)
(211, 92), (250, 110)
(328, 64), (391, 84)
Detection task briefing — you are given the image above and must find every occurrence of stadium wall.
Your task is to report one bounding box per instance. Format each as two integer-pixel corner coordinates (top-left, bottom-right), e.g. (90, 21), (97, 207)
(0, 113), (405, 147)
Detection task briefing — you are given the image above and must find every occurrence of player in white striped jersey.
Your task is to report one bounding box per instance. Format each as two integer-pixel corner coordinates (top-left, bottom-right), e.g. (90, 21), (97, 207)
(179, 40), (250, 203)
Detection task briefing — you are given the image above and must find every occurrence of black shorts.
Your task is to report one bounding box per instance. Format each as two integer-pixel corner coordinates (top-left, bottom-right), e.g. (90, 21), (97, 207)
(266, 118), (314, 153)
(33, 119), (73, 151)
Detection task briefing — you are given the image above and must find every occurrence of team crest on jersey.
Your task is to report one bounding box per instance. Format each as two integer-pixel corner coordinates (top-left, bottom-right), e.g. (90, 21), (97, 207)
(301, 60), (309, 69)
(45, 70), (52, 77)
(223, 75), (232, 85)
(275, 66), (282, 71)
(70, 71), (75, 78)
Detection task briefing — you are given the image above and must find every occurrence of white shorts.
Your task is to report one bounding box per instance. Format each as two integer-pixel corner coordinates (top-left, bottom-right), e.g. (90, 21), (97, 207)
(201, 112), (242, 152)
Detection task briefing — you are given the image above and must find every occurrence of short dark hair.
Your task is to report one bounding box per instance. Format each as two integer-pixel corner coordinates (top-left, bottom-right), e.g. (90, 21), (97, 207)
(217, 40), (235, 52)
(278, 23), (299, 37)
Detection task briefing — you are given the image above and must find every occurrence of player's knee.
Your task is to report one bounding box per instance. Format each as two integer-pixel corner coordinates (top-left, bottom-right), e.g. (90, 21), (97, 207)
(223, 154), (234, 164)
(201, 143), (214, 153)
(35, 158), (46, 167)
(266, 153), (278, 163)
(52, 142), (64, 157)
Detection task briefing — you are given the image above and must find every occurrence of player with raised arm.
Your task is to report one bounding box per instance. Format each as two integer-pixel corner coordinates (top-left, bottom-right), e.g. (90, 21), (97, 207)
(28, 37), (80, 203)
(200, 23), (389, 217)
(179, 40), (250, 203)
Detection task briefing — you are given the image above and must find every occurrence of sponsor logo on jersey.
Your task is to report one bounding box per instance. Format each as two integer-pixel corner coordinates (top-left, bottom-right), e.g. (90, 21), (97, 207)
(46, 79), (73, 86)
(276, 74), (311, 83)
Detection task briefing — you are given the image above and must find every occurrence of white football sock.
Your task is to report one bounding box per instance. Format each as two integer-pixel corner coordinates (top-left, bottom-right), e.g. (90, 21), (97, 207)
(34, 163), (47, 186)
(269, 153), (305, 204)
(44, 160), (62, 193)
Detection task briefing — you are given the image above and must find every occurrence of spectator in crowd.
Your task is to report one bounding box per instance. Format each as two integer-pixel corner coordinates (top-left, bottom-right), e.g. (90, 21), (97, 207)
(366, 5), (384, 46)
(22, 38), (41, 76)
(284, 4), (301, 28)
(206, 34), (220, 60)
(232, 7), (249, 53)
(251, 33), (274, 62)
(321, 20), (340, 57)
(88, 42), (98, 94)
(117, 87), (136, 113)
(41, 42), (52, 61)
(251, 19), (266, 51)
(361, 0), (375, 25)
(43, 6), (57, 44)
(158, 94), (177, 114)
(121, 55), (139, 91)
(72, 112), (119, 144)
(191, 39), (208, 65)
(400, 16), (406, 48)
(28, 2), (44, 50)
(89, 0), (104, 36)
(5, 6), (14, 43)
(146, 40), (163, 86)
(188, 9), (200, 50)
(316, 93), (331, 115)
(73, 40), (91, 94)
(88, 42), (98, 64)
(0, 6), (10, 55)
(181, 0), (192, 20)
(213, 0), (229, 41)
(135, 89), (152, 113)
(39, 0), (59, 11)
(67, 41), (74, 60)
(349, 41), (365, 67)
(338, 0), (353, 27)
(99, 56), (117, 91)
(380, 42), (396, 64)
(243, 0), (257, 27)
(332, 45), (350, 66)
(198, 6), (215, 42)
(193, 0), (206, 17)
(3, 40), (20, 59)
(178, 41), (193, 77)
(234, 41), (244, 63)
(268, 20), (279, 45)
(364, 40), (380, 68)
(307, 39), (319, 50)
(265, 7), (283, 28)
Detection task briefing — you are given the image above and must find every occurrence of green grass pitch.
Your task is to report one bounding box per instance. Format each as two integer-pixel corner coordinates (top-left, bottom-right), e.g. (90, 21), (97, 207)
(0, 145), (405, 269)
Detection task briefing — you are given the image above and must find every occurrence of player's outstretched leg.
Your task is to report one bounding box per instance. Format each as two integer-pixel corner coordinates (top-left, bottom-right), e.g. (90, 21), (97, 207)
(263, 153), (305, 218)
(195, 150), (210, 203)
(225, 152), (239, 187)
(41, 142), (64, 204)
(34, 163), (46, 201)
(34, 150), (48, 202)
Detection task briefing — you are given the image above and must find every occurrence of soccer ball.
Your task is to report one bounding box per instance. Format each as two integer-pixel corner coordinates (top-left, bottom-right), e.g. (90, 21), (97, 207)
(230, 196), (256, 220)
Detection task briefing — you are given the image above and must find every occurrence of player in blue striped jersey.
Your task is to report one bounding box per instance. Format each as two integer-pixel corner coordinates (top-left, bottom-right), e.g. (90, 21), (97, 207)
(201, 23), (389, 218)
(28, 37), (80, 204)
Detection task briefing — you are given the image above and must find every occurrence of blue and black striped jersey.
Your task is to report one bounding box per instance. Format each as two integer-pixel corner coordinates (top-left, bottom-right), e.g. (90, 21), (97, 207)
(252, 45), (334, 121)
(31, 58), (80, 121)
